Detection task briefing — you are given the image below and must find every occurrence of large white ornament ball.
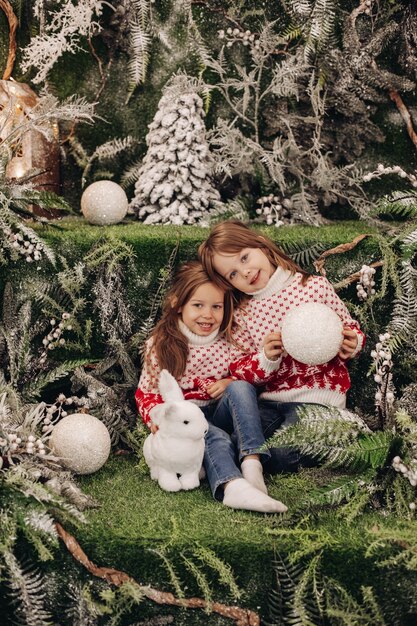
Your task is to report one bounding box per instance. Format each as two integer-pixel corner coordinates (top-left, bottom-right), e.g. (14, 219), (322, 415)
(49, 413), (111, 474)
(281, 303), (343, 365)
(81, 180), (128, 225)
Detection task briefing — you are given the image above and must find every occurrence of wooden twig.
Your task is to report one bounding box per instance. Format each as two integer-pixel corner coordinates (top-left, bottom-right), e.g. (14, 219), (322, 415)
(313, 234), (371, 275)
(389, 89), (417, 150)
(0, 0), (18, 80)
(333, 260), (383, 291)
(55, 522), (260, 626)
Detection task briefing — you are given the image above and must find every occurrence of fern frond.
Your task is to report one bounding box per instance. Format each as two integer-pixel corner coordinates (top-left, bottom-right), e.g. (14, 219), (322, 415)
(21, 511), (58, 562)
(120, 158), (145, 188)
(132, 0), (150, 27)
(2, 282), (17, 330)
(372, 194), (417, 219)
(189, 15), (212, 71)
(23, 359), (91, 401)
(327, 431), (395, 471)
(91, 136), (137, 163)
(366, 523), (417, 570)
(266, 551), (323, 626)
(84, 239), (136, 273)
(209, 196), (250, 223)
(5, 554), (53, 626)
(280, 240), (327, 268)
(305, 469), (376, 508)
(126, 21), (151, 100)
(64, 583), (101, 626)
(305, 0), (338, 61)
(292, 554), (325, 625)
(131, 241), (179, 353)
(266, 406), (391, 471)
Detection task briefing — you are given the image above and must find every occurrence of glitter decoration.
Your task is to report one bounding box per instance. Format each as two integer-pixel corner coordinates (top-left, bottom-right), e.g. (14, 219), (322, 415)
(281, 302), (343, 365)
(48, 413), (111, 474)
(81, 180), (128, 225)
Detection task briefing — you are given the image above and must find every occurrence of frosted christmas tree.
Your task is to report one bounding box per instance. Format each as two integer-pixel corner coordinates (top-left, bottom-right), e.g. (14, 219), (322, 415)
(129, 75), (221, 225)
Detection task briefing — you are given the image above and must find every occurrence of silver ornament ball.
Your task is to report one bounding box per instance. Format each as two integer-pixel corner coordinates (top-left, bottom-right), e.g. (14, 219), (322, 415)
(49, 413), (111, 474)
(281, 302), (343, 365)
(81, 180), (128, 225)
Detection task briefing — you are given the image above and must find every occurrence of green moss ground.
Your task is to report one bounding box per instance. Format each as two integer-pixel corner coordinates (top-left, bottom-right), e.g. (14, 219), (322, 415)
(74, 455), (417, 625)
(27, 218), (381, 283)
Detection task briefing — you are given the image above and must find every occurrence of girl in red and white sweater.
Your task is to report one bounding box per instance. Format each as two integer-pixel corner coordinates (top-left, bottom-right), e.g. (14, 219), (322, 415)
(199, 221), (365, 471)
(136, 260), (287, 512)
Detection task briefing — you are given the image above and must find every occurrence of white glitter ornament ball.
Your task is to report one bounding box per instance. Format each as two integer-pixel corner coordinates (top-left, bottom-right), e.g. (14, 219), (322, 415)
(81, 181), (128, 225)
(49, 413), (111, 474)
(281, 303), (343, 365)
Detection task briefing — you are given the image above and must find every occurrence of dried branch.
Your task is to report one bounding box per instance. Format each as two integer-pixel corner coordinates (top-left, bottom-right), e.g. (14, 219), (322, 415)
(55, 522), (260, 626)
(333, 260), (384, 291)
(314, 234), (371, 275)
(389, 89), (417, 149)
(0, 0), (18, 80)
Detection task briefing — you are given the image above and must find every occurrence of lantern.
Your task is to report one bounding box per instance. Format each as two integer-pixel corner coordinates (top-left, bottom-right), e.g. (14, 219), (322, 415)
(0, 1), (61, 217)
(0, 79), (61, 217)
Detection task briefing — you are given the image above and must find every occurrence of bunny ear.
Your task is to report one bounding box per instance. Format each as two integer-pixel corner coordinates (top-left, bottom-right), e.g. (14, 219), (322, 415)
(159, 370), (184, 402)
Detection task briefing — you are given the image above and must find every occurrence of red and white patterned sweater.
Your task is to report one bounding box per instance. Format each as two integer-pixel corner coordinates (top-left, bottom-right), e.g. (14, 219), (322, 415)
(135, 321), (275, 426)
(229, 268), (365, 409)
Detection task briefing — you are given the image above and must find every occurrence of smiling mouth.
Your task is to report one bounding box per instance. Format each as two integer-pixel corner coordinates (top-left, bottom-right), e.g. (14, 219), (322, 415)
(197, 322), (213, 331)
(250, 271), (260, 285)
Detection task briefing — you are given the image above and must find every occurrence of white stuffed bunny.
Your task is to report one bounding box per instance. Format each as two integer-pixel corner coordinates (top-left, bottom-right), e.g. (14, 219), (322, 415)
(143, 369), (209, 492)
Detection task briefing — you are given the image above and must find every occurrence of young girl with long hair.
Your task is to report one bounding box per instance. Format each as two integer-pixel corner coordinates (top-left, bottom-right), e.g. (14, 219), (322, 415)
(199, 221), (365, 471)
(136, 260), (287, 513)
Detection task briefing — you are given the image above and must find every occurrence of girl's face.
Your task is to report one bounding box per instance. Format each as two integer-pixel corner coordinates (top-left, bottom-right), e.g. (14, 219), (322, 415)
(212, 247), (274, 294)
(179, 282), (225, 336)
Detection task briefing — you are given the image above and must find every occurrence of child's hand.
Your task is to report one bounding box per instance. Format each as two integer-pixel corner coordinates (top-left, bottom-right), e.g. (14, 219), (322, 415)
(150, 422), (159, 434)
(263, 331), (283, 361)
(206, 378), (233, 399)
(338, 327), (358, 360)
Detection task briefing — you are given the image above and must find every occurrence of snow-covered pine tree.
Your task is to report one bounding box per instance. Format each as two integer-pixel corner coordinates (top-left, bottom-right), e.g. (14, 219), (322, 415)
(129, 75), (221, 225)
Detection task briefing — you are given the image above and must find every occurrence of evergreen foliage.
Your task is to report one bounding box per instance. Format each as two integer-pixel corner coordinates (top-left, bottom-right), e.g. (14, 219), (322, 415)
(2, 1), (417, 622)
(0, 281), (89, 402)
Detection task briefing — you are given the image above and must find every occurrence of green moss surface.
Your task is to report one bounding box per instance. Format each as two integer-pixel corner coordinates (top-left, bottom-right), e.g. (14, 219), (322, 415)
(75, 455), (417, 624)
(30, 217), (380, 264)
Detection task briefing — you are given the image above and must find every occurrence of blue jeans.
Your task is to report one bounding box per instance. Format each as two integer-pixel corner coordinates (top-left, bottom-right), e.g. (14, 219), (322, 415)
(259, 400), (321, 474)
(202, 381), (270, 501)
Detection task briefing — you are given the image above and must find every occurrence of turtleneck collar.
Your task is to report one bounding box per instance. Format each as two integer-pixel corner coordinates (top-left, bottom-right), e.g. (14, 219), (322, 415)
(179, 320), (220, 346)
(251, 266), (295, 300)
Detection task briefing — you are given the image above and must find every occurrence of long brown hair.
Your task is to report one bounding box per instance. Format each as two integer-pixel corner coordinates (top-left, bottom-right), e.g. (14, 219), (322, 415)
(198, 220), (309, 300)
(148, 260), (234, 380)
